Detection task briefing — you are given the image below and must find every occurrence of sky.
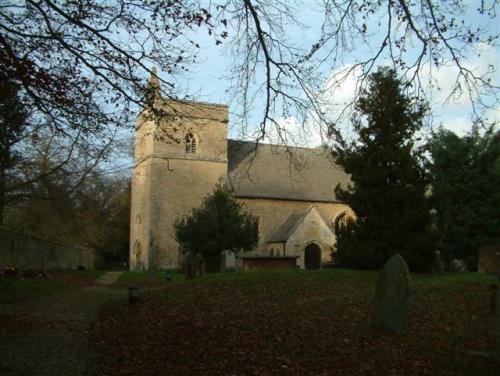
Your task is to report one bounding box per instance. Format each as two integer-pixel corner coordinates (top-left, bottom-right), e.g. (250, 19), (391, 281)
(160, 0), (499, 146)
(108, 1), (499, 175)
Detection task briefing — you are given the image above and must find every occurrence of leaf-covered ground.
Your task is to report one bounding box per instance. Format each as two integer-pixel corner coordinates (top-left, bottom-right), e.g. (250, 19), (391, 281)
(92, 270), (499, 375)
(114, 270), (184, 288)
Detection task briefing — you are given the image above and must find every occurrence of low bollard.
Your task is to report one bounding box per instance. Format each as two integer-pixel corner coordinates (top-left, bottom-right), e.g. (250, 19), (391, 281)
(128, 287), (139, 304)
(490, 284), (498, 315)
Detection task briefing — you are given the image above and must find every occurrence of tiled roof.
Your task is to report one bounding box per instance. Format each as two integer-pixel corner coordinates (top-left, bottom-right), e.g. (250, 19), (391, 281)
(266, 210), (309, 243)
(227, 140), (351, 202)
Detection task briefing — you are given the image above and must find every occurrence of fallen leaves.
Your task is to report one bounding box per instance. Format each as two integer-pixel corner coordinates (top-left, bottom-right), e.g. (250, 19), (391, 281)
(91, 271), (499, 375)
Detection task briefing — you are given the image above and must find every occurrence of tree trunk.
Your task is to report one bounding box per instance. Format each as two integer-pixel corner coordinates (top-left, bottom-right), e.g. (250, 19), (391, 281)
(496, 251), (500, 362)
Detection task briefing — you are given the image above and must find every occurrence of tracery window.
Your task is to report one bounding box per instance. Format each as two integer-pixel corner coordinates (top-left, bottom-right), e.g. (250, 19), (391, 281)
(333, 211), (350, 234)
(185, 133), (197, 153)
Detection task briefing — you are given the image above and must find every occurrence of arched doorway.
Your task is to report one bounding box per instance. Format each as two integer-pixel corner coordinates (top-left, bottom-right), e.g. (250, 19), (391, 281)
(133, 241), (142, 271)
(304, 243), (321, 270)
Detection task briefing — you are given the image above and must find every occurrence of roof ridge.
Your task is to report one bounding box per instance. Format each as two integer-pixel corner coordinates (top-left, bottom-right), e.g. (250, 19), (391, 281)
(227, 138), (326, 153)
(162, 98), (228, 108)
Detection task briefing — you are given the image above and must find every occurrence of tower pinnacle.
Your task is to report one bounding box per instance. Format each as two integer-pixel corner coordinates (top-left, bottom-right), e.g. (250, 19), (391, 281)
(146, 67), (161, 101)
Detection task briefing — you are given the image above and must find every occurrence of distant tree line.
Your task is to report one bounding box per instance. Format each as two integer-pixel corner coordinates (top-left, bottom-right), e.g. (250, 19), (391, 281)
(1, 74), (130, 266)
(3, 151), (131, 266)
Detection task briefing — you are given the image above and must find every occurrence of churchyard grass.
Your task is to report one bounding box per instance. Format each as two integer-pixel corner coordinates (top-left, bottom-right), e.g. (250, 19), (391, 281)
(0, 276), (64, 304)
(412, 271), (495, 287)
(93, 269), (499, 375)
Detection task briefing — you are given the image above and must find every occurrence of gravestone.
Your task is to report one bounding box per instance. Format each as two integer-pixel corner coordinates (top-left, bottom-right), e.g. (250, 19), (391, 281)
(450, 258), (468, 272)
(434, 250), (445, 272)
(373, 254), (411, 334)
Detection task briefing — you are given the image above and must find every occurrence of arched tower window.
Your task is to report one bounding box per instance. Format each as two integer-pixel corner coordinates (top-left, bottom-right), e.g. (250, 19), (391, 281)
(185, 133), (197, 153)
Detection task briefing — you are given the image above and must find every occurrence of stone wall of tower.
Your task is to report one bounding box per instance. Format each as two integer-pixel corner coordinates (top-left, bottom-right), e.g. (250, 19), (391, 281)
(129, 111), (155, 271)
(130, 100), (228, 270)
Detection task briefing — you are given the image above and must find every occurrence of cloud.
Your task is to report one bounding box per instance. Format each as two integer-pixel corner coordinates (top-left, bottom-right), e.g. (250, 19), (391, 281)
(422, 43), (499, 110)
(319, 43), (499, 137)
(240, 116), (324, 148)
(441, 116), (474, 136)
(230, 46), (498, 146)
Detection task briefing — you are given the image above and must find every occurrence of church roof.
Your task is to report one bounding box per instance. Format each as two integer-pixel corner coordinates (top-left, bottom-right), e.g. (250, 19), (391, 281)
(266, 210), (309, 243)
(227, 140), (351, 202)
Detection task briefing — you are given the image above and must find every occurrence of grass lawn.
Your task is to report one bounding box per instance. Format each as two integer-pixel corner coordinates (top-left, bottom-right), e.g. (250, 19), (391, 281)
(92, 269), (499, 375)
(0, 276), (64, 304)
(0, 270), (105, 304)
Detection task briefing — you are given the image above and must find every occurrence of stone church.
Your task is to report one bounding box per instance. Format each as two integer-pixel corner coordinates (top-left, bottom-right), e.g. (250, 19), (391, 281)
(129, 73), (353, 271)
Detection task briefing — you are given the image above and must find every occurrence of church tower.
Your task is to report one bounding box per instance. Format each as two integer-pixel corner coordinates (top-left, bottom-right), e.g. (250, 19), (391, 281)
(129, 70), (228, 270)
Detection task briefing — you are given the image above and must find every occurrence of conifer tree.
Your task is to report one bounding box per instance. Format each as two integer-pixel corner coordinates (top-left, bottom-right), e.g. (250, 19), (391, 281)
(174, 181), (258, 271)
(428, 126), (500, 268)
(332, 68), (436, 272)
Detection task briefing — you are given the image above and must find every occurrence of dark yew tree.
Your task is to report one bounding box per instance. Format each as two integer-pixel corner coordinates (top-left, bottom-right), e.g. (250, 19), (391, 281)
(428, 126), (500, 268)
(174, 181), (258, 270)
(332, 67), (437, 272)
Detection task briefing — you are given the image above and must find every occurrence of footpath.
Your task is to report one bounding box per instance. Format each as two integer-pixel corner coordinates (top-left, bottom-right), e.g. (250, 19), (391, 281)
(0, 272), (126, 376)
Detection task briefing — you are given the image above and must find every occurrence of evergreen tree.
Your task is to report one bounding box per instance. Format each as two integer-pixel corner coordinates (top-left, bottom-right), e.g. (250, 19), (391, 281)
(428, 126), (500, 268)
(332, 67), (436, 272)
(174, 181), (258, 271)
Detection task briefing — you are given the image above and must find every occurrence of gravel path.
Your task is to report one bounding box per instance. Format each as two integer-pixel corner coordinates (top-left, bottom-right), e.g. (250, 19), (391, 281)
(0, 272), (126, 376)
(94, 271), (123, 286)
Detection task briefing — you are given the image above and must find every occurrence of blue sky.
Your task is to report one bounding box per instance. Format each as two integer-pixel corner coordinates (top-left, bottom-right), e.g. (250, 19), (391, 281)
(161, 1), (499, 144)
(107, 1), (499, 175)
(109, 0), (500, 176)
